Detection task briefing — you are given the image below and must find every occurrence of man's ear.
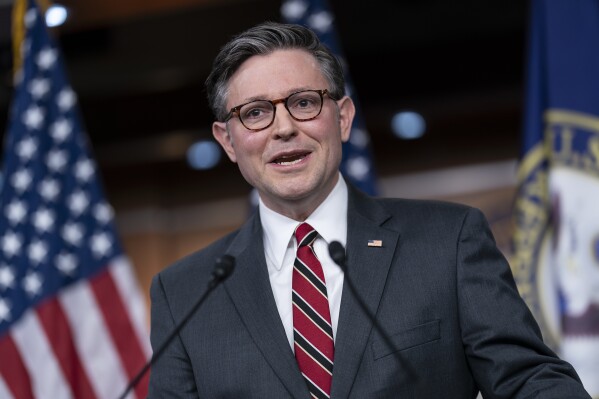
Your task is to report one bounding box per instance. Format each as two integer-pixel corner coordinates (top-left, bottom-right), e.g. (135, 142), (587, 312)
(212, 121), (237, 163)
(337, 96), (356, 143)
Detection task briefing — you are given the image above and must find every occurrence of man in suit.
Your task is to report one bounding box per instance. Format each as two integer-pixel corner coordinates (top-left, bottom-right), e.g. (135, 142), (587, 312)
(148, 22), (591, 398)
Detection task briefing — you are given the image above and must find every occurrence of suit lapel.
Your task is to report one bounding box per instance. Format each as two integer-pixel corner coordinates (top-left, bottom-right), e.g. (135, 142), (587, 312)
(223, 214), (310, 399)
(331, 187), (400, 399)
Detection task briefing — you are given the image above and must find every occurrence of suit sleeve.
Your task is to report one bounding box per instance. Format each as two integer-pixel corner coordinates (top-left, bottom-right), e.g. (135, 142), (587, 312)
(456, 208), (590, 399)
(147, 273), (200, 398)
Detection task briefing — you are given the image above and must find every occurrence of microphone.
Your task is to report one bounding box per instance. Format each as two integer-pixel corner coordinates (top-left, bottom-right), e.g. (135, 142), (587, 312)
(328, 241), (346, 270)
(117, 255), (236, 399)
(328, 241), (403, 363)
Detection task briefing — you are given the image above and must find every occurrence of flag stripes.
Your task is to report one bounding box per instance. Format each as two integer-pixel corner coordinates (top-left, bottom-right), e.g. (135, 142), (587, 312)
(90, 267), (149, 399)
(58, 266), (130, 399)
(0, 334), (34, 399)
(11, 310), (72, 398)
(0, 375), (16, 399)
(108, 258), (152, 356)
(0, 262), (148, 398)
(36, 298), (97, 399)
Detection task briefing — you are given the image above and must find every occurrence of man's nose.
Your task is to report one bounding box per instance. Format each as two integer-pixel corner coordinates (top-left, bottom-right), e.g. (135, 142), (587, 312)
(271, 103), (297, 140)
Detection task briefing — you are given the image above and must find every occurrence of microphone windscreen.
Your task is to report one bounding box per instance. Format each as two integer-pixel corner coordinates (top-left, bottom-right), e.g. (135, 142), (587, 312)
(328, 241), (346, 267)
(213, 255), (235, 280)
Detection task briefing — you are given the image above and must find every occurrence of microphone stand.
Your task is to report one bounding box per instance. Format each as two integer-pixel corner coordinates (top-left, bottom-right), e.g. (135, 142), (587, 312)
(117, 255), (235, 399)
(328, 242), (405, 363)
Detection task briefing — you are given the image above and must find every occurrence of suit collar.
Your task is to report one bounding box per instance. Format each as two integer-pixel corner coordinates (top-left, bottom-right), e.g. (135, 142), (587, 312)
(331, 185), (400, 398)
(222, 213), (310, 399)
(221, 186), (400, 399)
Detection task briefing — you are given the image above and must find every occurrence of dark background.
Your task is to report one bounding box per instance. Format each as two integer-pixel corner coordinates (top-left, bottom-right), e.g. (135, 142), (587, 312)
(0, 0), (528, 209)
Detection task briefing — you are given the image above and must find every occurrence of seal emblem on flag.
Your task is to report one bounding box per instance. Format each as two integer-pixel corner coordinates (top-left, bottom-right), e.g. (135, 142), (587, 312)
(514, 109), (599, 395)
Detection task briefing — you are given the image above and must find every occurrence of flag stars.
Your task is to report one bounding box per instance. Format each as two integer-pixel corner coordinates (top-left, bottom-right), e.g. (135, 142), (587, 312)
(24, 8), (37, 28)
(68, 191), (90, 216)
(33, 208), (55, 233)
(349, 127), (369, 149)
(20, 39), (31, 58)
(62, 222), (84, 246)
(23, 271), (43, 297)
(56, 252), (77, 276)
(22, 105), (45, 130)
(281, 0), (308, 20)
(2, 232), (22, 257)
(0, 298), (11, 322)
(28, 78), (51, 100)
(28, 239), (48, 264)
(16, 136), (38, 160)
(36, 47), (58, 70)
(11, 168), (33, 193)
(47, 149), (68, 173)
(57, 88), (76, 111)
(346, 156), (370, 181)
(307, 11), (333, 33)
(39, 178), (60, 202)
(75, 158), (95, 182)
(50, 118), (72, 142)
(6, 200), (28, 225)
(94, 203), (113, 224)
(91, 232), (112, 258)
(0, 265), (15, 291)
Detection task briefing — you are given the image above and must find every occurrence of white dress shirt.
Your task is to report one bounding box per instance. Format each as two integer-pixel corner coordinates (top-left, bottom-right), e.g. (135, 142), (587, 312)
(259, 175), (347, 350)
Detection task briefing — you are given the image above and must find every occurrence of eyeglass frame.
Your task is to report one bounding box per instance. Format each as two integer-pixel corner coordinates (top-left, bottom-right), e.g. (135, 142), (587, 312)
(224, 89), (331, 132)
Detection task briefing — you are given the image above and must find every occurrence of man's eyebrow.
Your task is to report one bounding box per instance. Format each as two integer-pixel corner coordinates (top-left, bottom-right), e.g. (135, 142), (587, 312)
(238, 87), (315, 104)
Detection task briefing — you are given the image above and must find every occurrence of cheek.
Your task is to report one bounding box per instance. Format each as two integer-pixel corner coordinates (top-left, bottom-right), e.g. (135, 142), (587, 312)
(233, 135), (265, 163)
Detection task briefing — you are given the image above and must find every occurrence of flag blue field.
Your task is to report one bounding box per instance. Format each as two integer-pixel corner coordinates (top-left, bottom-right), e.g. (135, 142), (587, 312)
(513, 1), (599, 396)
(0, 0), (150, 397)
(281, 0), (378, 195)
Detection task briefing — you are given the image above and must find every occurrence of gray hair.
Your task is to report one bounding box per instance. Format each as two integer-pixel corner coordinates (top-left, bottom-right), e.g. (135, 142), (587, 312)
(206, 22), (346, 122)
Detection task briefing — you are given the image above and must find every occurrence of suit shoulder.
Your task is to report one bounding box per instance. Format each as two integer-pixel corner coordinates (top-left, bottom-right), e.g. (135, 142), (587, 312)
(378, 197), (475, 219)
(374, 197), (490, 236)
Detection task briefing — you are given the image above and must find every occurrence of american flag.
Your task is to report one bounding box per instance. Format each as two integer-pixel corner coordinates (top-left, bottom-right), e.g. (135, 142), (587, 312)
(281, 0), (378, 195)
(0, 0), (150, 398)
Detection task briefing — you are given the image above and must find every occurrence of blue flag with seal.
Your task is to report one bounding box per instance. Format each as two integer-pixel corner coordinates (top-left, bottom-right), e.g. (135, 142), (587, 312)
(513, 1), (599, 395)
(281, 0), (378, 195)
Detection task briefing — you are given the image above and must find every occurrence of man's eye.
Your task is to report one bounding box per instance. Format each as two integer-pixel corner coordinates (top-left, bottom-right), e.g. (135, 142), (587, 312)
(242, 105), (271, 120)
(245, 109), (263, 119)
(297, 99), (312, 107)
(291, 97), (317, 110)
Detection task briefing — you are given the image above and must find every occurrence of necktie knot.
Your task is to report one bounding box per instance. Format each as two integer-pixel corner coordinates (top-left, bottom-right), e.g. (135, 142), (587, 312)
(295, 222), (318, 248)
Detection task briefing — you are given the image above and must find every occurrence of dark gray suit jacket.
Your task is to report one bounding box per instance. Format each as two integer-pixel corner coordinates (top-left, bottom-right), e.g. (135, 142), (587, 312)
(148, 187), (590, 398)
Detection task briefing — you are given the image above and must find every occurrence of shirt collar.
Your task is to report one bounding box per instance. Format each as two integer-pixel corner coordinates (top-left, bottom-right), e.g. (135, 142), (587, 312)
(259, 174), (348, 270)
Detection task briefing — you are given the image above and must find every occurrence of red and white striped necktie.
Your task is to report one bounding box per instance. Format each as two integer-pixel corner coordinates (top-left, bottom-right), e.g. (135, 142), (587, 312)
(292, 222), (334, 398)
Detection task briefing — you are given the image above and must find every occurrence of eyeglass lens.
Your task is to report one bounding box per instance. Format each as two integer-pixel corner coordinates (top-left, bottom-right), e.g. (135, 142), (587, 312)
(239, 90), (323, 130)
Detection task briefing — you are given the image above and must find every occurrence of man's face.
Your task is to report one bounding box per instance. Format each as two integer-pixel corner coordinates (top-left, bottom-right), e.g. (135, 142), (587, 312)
(212, 49), (355, 219)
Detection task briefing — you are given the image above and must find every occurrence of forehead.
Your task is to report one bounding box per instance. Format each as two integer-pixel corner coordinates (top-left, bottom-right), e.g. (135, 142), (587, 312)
(226, 49), (328, 106)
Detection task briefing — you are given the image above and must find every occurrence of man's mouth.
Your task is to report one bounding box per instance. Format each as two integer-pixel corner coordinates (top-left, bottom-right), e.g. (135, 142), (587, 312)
(271, 152), (309, 166)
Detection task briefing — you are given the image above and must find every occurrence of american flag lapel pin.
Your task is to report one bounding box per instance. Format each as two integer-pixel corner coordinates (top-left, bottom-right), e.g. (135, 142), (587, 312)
(367, 240), (383, 247)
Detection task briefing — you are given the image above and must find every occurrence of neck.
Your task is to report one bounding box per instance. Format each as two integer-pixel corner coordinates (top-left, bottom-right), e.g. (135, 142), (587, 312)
(260, 174), (340, 222)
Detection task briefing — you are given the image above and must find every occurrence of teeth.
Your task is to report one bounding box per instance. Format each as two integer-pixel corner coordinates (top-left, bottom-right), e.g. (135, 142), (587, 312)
(277, 158), (303, 166)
